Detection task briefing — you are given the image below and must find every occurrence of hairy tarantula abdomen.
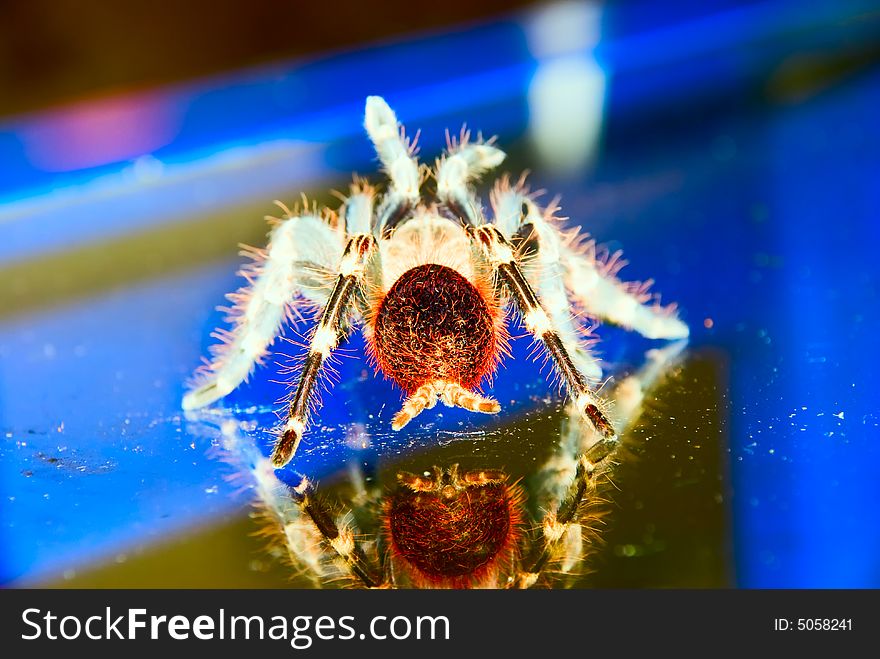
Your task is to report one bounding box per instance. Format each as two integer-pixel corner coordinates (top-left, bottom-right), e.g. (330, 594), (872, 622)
(372, 264), (499, 393)
(384, 466), (523, 588)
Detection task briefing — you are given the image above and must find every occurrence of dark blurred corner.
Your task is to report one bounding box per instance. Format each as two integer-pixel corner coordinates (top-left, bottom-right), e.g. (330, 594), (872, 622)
(0, 0), (536, 118)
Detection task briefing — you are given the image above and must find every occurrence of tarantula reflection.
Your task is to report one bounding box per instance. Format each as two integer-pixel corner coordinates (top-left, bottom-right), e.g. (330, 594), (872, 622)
(225, 343), (684, 589)
(184, 96), (689, 468)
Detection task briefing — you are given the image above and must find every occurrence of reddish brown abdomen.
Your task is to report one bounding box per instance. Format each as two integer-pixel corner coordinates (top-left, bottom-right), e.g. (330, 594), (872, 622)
(386, 483), (517, 588)
(372, 264), (497, 393)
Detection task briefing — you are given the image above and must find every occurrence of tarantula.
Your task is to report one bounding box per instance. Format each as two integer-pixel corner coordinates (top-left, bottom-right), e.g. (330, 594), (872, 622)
(183, 96), (689, 468)
(217, 342), (686, 589)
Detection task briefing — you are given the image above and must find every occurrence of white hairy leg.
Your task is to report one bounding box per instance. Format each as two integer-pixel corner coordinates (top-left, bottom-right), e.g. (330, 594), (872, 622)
(341, 179), (375, 235)
(215, 414), (342, 586)
(436, 128), (506, 225)
(272, 234), (378, 468)
(491, 183), (602, 382)
(470, 224), (616, 441)
(183, 213), (344, 410)
(560, 235), (689, 340)
(364, 96), (421, 232)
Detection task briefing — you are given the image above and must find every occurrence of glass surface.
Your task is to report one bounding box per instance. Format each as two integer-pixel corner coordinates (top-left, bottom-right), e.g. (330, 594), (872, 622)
(1, 0), (878, 588)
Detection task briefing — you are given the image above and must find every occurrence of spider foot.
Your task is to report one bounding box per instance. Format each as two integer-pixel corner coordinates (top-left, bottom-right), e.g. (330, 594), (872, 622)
(182, 379), (233, 410)
(574, 392), (618, 443)
(271, 418), (304, 468)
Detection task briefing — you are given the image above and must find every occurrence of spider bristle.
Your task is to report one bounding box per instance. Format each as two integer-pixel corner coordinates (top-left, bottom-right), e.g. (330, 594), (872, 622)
(320, 362), (342, 392)
(562, 226), (599, 264)
(272, 199), (294, 219)
(406, 127), (421, 156)
(598, 248), (629, 279)
(349, 174), (371, 193)
(623, 278), (655, 305)
(320, 207), (340, 230)
(493, 171), (532, 202)
(542, 196), (566, 224)
(329, 187), (347, 205)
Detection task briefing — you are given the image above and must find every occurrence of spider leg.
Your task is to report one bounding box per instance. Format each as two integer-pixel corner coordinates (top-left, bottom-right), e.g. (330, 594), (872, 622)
(272, 234), (378, 467)
(469, 224), (617, 440)
(183, 213), (344, 410)
(435, 129), (506, 226)
(287, 475), (383, 588)
(513, 437), (618, 588)
(535, 341), (687, 509)
(342, 177), (376, 235)
(562, 229), (689, 341)
(215, 406), (383, 588)
(210, 410), (337, 587)
(527, 340), (688, 581)
(364, 96), (421, 235)
(494, 176), (688, 341)
(491, 185), (602, 382)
